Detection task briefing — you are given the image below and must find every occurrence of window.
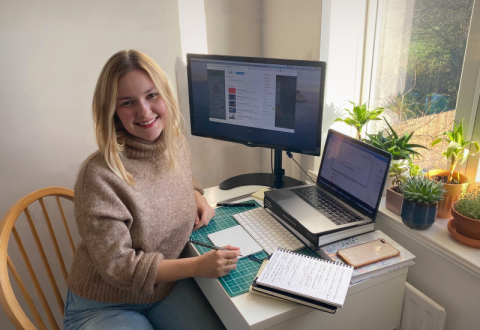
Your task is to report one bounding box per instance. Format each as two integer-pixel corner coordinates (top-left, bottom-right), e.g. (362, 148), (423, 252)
(320, 0), (479, 175)
(367, 0), (475, 171)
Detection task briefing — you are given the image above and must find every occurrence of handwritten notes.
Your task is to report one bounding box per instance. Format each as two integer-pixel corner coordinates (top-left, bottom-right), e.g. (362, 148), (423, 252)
(257, 249), (353, 307)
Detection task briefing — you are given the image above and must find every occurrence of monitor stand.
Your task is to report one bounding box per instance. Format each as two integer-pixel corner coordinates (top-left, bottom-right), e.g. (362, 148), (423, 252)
(219, 149), (303, 190)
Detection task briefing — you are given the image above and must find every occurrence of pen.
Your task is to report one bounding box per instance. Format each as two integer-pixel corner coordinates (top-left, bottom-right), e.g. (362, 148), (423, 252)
(248, 255), (265, 264)
(216, 202), (256, 207)
(188, 238), (229, 251)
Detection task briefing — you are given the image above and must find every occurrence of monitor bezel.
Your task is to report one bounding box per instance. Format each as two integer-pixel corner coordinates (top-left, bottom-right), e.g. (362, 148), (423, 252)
(186, 53), (326, 156)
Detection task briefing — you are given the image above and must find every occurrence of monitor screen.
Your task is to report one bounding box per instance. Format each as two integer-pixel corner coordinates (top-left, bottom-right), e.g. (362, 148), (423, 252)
(187, 54), (326, 155)
(318, 130), (391, 217)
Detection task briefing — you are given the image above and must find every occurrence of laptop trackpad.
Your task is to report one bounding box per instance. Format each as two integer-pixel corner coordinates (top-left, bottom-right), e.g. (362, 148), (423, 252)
(279, 198), (320, 218)
(278, 196), (338, 233)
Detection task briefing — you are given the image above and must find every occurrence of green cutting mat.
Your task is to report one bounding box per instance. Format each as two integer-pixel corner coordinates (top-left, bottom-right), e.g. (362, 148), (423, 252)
(189, 200), (320, 297)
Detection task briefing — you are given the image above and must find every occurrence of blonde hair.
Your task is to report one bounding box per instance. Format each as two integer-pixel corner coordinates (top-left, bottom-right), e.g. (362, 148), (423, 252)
(92, 50), (184, 185)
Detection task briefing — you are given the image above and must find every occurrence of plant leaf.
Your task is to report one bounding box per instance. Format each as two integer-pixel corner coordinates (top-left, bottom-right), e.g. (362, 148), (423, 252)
(431, 138), (445, 147)
(445, 142), (460, 158)
(461, 148), (470, 165)
(384, 118), (399, 140)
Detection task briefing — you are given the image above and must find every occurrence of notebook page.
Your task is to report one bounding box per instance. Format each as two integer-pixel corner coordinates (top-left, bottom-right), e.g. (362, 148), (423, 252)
(257, 249), (353, 306)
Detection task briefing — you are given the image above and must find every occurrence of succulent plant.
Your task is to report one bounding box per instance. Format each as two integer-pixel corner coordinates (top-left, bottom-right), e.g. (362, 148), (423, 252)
(400, 176), (446, 204)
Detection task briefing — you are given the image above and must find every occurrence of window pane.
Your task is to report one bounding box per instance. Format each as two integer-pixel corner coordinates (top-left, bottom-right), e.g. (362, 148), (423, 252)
(370, 0), (474, 171)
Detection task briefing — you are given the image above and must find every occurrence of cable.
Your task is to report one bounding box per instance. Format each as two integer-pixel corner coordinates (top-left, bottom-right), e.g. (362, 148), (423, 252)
(271, 149), (273, 174)
(286, 151), (316, 183)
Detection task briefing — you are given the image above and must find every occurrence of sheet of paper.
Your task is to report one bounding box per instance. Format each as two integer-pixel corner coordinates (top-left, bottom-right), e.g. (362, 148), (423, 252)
(257, 249), (352, 306)
(208, 225), (263, 258)
(252, 188), (270, 201)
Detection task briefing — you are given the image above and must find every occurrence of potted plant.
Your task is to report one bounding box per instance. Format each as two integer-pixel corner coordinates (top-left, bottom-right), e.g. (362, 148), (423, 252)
(366, 118), (428, 161)
(400, 176), (445, 229)
(386, 161), (424, 215)
(385, 163), (409, 215)
(366, 118), (429, 194)
(451, 188), (480, 243)
(333, 101), (384, 140)
(427, 120), (479, 218)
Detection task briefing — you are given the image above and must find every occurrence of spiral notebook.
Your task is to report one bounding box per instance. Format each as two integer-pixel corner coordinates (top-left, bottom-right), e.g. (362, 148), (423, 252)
(251, 248), (353, 313)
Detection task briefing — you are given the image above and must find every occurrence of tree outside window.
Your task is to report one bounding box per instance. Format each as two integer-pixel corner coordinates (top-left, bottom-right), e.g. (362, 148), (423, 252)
(370, 0), (474, 171)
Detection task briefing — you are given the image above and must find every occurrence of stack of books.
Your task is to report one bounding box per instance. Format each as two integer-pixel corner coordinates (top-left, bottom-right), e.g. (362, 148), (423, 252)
(315, 230), (415, 284)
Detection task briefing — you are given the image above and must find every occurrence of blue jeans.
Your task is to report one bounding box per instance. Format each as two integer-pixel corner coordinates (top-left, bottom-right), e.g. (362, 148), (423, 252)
(63, 278), (226, 330)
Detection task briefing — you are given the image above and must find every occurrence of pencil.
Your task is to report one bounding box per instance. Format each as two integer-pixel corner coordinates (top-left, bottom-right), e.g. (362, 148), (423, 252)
(188, 238), (229, 251)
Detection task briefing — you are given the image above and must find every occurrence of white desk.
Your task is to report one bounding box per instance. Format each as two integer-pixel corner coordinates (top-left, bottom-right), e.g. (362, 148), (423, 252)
(376, 199), (480, 330)
(184, 186), (409, 330)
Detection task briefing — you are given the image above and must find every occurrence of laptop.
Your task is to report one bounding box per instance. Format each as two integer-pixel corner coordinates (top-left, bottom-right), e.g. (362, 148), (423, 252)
(264, 129), (391, 236)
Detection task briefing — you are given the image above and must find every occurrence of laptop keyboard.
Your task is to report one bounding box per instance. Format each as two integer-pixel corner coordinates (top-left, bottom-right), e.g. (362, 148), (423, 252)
(233, 208), (305, 255)
(291, 186), (365, 226)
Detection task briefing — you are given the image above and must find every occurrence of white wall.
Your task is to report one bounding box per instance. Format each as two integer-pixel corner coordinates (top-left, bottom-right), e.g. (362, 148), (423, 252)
(316, 0), (370, 170)
(261, 0), (322, 181)
(176, 0), (265, 189)
(0, 1), (185, 328)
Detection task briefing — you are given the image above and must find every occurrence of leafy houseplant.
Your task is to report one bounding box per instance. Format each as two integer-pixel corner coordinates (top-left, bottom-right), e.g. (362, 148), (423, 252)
(451, 188), (480, 243)
(408, 162), (423, 178)
(390, 163), (409, 187)
(400, 176), (445, 229)
(367, 117), (429, 196)
(366, 118), (429, 161)
(385, 163), (409, 215)
(334, 101), (384, 140)
(427, 120), (478, 218)
(431, 120), (480, 183)
(385, 161), (424, 216)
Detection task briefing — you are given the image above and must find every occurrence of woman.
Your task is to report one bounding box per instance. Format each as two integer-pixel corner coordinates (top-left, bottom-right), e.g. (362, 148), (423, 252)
(64, 50), (240, 330)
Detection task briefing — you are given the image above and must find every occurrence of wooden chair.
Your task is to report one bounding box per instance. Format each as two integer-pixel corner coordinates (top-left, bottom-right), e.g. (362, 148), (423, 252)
(0, 187), (75, 330)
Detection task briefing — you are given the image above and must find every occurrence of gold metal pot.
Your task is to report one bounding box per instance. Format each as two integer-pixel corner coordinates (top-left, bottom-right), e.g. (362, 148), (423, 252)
(426, 169), (468, 218)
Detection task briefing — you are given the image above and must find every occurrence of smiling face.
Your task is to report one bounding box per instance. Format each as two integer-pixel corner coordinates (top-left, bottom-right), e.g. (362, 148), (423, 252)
(116, 69), (167, 142)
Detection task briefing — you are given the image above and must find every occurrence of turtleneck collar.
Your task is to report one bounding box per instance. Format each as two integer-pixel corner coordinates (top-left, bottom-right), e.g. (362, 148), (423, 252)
(122, 131), (166, 159)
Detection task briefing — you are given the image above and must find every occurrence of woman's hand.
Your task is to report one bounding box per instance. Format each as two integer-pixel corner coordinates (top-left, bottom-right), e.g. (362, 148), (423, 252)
(195, 245), (241, 278)
(193, 190), (215, 231)
(155, 245), (240, 283)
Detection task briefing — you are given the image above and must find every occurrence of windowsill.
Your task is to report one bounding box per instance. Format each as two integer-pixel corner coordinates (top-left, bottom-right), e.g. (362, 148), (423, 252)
(377, 197), (480, 279)
(306, 170), (480, 277)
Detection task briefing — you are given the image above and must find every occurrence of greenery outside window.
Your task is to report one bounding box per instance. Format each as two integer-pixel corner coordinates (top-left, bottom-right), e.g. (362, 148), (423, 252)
(367, 0), (475, 172)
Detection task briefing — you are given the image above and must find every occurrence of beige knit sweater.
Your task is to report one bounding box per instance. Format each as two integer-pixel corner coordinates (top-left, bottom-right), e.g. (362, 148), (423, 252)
(67, 132), (203, 304)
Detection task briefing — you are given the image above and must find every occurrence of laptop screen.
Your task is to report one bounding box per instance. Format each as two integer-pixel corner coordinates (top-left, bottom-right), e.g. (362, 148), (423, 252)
(318, 130), (390, 217)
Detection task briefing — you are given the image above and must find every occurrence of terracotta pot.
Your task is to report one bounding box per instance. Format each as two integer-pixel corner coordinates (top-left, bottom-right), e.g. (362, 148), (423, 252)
(426, 169), (468, 218)
(386, 186), (403, 215)
(451, 202), (480, 240)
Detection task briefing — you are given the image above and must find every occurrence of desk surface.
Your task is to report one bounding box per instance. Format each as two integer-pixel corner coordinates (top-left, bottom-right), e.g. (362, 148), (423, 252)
(186, 185), (408, 330)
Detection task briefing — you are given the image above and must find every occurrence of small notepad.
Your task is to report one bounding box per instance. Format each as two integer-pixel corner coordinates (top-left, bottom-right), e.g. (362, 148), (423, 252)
(252, 188), (270, 201)
(208, 225), (263, 258)
(256, 249), (353, 307)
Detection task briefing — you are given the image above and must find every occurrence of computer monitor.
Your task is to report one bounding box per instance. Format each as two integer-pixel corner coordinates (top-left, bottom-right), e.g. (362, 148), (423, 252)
(187, 54), (326, 189)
